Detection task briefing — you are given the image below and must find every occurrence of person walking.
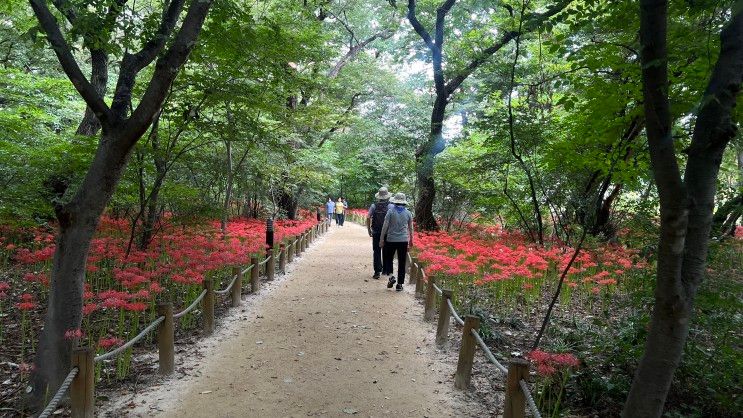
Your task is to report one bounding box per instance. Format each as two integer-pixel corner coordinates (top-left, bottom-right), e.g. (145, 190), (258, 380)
(335, 197), (345, 226)
(326, 198), (335, 226)
(367, 187), (392, 279)
(380, 193), (414, 291)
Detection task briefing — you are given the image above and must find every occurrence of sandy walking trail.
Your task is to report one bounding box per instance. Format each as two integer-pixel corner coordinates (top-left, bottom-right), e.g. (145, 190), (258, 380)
(105, 222), (490, 418)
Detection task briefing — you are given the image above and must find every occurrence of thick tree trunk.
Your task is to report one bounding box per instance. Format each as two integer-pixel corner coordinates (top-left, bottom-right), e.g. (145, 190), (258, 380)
(623, 1), (743, 416)
(278, 189), (298, 220)
(31, 136), (132, 406)
(414, 96), (447, 231)
(28, 0), (214, 406)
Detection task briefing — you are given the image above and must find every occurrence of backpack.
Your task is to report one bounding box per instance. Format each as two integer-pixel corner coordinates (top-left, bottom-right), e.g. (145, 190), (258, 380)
(371, 202), (389, 234)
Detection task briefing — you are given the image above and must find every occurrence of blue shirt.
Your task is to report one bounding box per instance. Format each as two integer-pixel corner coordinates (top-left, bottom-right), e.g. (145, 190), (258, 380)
(326, 201), (334, 213)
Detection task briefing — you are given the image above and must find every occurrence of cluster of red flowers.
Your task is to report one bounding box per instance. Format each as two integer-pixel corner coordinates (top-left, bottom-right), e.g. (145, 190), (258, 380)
(527, 349), (580, 376)
(2, 215), (318, 319)
(413, 229), (647, 294)
(15, 293), (37, 311)
(64, 328), (83, 340)
(0, 281), (9, 300)
(98, 336), (124, 349)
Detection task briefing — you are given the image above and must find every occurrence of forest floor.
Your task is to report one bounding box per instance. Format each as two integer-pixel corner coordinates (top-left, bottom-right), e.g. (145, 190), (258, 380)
(98, 222), (498, 418)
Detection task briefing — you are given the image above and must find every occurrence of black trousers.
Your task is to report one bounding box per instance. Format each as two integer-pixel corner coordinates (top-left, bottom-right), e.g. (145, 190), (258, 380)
(382, 241), (408, 284)
(372, 233), (383, 275)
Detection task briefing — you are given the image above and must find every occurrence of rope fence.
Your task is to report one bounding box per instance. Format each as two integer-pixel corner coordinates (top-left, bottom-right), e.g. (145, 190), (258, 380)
(350, 214), (542, 418)
(258, 254), (272, 266)
(95, 316), (164, 362)
(520, 378), (542, 418)
(174, 289), (208, 319)
(36, 220), (327, 417)
(471, 328), (508, 374)
(37, 367), (78, 418)
(448, 298), (464, 326)
(215, 273), (240, 296)
(241, 264), (254, 276)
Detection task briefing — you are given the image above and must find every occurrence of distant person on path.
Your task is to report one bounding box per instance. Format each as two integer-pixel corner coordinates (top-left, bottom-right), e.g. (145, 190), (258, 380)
(326, 198), (335, 225)
(380, 193), (414, 291)
(335, 197), (345, 226)
(367, 187), (392, 279)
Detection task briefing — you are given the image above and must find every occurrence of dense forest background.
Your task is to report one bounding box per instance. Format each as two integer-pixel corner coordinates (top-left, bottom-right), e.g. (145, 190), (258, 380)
(0, 0), (741, 416)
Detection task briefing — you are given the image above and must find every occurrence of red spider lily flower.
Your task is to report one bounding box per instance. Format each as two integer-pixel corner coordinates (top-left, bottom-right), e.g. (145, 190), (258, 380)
(527, 350), (580, 377)
(23, 272), (49, 286)
(0, 281), (9, 292)
(124, 302), (148, 312)
(82, 303), (99, 315)
(16, 293), (37, 310)
(98, 337), (124, 349)
(64, 329), (83, 340)
(101, 297), (127, 309)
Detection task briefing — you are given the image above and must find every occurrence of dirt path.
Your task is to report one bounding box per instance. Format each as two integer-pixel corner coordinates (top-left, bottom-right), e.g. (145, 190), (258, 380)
(102, 223), (491, 417)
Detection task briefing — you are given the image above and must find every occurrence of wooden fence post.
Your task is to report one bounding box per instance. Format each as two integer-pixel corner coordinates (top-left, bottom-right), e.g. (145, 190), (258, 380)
(251, 256), (260, 293)
(203, 279), (214, 335)
(157, 303), (174, 375)
(503, 358), (529, 418)
(424, 276), (437, 322)
(279, 244), (287, 272)
(296, 234), (302, 254)
(415, 264), (424, 299)
(287, 240), (294, 262)
(70, 346), (94, 418)
(436, 289), (453, 347)
(266, 250), (275, 281)
(231, 266), (242, 307)
(408, 256), (417, 285)
(454, 315), (480, 389)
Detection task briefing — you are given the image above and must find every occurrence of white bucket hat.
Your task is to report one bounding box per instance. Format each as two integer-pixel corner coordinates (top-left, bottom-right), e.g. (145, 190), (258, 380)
(390, 192), (408, 205)
(375, 187), (391, 200)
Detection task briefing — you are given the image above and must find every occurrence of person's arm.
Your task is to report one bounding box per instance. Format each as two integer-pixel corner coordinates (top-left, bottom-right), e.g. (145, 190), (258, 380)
(408, 211), (414, 247)
(380, 210), (391, 247)
(366, 204), (374, 236)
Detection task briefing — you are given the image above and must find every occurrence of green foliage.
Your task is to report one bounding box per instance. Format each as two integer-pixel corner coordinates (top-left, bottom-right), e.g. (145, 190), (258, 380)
(0, 68), (87, 222)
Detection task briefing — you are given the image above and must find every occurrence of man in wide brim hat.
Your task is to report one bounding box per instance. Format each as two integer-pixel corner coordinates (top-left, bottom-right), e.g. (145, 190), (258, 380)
(367, 186), (394, 279)
(374, 187), (391, 201)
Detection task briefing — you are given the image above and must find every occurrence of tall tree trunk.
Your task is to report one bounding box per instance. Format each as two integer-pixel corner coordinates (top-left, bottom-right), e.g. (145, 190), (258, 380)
(221, 139), (233, 235)
(75, 50), (108, 136)
(277, 188), (298, 220)
(622, 1), (743, 416)
(28, 0), (214, 407)
(414, 96), (446, 231)
(139, 174), (164, 249)
(32, 136), (132, 404)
